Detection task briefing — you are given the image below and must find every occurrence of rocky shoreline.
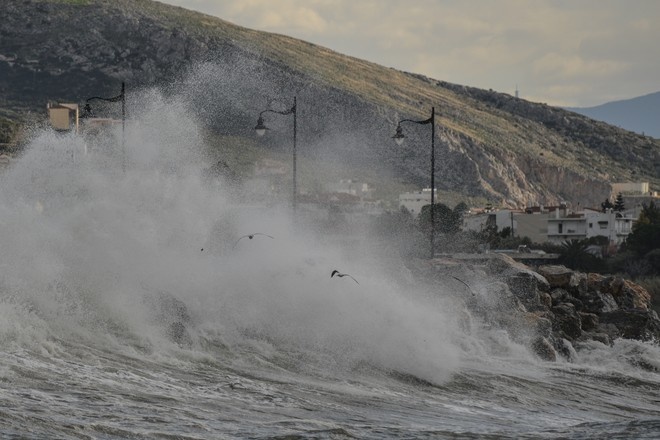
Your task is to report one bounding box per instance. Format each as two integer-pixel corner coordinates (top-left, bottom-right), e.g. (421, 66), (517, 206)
(407, 254), (660, 363)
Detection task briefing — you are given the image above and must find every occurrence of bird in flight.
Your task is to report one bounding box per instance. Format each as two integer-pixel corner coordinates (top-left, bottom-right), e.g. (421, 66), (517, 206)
(331, 270), (359, 284)
(233, 233), (274, 249)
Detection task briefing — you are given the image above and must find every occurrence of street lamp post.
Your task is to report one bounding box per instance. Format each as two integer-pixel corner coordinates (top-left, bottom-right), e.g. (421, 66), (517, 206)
(392, 106), (436, 258)
(84, 82), (126, 171)
(255, 96), (297, 212)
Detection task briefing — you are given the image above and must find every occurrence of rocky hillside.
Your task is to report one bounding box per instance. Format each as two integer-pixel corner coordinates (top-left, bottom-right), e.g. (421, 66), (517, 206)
(1, 0), (659, 208)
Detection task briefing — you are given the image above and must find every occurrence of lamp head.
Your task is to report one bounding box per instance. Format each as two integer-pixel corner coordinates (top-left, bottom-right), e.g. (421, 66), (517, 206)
(254, 116), (268, 137)
(392, 125), (405, 145)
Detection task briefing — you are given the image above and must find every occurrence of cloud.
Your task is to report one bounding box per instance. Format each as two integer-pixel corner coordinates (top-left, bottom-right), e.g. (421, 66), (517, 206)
(533, 53), (628, 80)
(159, 0), (660, 106)
(236, 3), (329, 34)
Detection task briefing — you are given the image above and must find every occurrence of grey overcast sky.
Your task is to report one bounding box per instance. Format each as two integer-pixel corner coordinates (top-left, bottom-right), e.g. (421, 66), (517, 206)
(158, 0), (660, 107)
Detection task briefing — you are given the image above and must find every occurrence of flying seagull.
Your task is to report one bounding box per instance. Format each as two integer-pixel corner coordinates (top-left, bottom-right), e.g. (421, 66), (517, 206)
(331, 270), (359, 284)
(233, 233), (274, 249)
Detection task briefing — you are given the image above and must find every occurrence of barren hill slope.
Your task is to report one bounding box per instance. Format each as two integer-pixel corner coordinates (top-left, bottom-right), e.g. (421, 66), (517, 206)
(1, 0), (658, 207)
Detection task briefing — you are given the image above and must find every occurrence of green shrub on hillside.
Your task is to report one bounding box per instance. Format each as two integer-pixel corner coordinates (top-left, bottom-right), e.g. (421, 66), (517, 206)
(621, 202), (660, 277)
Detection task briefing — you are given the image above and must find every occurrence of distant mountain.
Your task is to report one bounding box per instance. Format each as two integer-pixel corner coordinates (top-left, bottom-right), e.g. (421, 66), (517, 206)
(1, 0), (659, 209)
(567, 92), (660, 139)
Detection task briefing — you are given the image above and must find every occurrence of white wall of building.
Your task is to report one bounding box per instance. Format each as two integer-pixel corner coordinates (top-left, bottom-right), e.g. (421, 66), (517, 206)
(547, 210), (635, 244)
(611, 182), (649, 195)
(462, 208), (637, 245)
(513, 213), (550, 243)
(463, 210), (518, 234)
(399, 188), (437, 215)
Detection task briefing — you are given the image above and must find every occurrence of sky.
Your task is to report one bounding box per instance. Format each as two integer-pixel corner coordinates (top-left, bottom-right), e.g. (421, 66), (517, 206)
(159, 0), (660, 107)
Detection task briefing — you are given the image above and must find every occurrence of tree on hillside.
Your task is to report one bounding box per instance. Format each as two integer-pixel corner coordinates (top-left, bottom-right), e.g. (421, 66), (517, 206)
(419, 203), (462, 234)
(601, 198), (614, 212)
(614, 192), (625, 212)
(371, 207), (427, 258)
(453, 202), (469, 230)
(454, 202), (469, 216)
(624, 201), (660, 261)
(373, 206), (415, 236)
(637, 201), (660, 225)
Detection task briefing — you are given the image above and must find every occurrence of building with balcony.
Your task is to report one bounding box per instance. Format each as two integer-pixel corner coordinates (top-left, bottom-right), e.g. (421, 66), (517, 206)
(462, 204), (637, 246)
(546, 208), (635, 245)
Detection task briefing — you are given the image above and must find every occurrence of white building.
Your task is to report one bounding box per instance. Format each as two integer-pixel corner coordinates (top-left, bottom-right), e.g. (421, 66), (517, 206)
(47, 102), (79, 133)
(546, 209), (635, 245)
(463, 206), (636, 246)
(611, 182), (650, 196)
(463, 210), (518, 234)
(399, 188), (437, 215)
(514, 212), (551, 244)
(327, 179), (374, 199)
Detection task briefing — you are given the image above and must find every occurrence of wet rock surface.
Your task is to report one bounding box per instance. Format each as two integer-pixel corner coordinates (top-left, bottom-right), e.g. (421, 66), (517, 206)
(408, 254), (660, 362)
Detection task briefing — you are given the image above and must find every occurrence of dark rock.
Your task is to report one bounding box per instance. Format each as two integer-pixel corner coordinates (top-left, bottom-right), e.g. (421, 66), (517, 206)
(599, 309), (660, 341)
(487, 254), (550, 292)
(538, 265), (578, 289)
(485, 281), (527, 314)
(578, 331), (611, 346)
(607, 278), (652, 310)
(566, 272), (587, 296)
(148, 291), (191, 324)
(408, 256), (658, 359)
(167, 321), (192, 346)
(579, 312), (599, 331)
(142, 289), (193, 344)
(580, 274), (650, 311)
(506, 274), (542, 311)
(539, 292), (552, 309)
(584, 273), (608, 292)
(596, 323), (621, 341)
(566, 295), (584, 311)
(554, 337), (578, 361)
(577, 289), (619, 314)
(522, 312), (553, 338)
(551, 303), (582, 340)
(532, 336), (557, 361)
(550, 288), (568, 305)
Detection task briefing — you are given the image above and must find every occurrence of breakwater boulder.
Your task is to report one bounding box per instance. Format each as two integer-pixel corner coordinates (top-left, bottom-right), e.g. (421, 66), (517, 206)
(408, 254), (659, 362)
(494, 257), (660, 359)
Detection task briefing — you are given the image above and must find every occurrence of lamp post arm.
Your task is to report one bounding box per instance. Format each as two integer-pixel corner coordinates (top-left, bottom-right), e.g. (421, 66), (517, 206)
(397, 116), (433, 126)
(86, 94), (123, 103)
(258, 104), (296, 118)
(86, 82), (125, 103)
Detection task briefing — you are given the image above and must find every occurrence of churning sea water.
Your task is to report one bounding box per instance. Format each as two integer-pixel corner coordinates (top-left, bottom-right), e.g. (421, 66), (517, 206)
(1, 91), (658, 439)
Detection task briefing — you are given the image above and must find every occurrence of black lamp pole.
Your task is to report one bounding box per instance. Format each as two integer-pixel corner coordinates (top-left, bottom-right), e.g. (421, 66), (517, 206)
(393, 107), (436, 258)
(84, 82), (126, 172)
(255, 96), (297, 212)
